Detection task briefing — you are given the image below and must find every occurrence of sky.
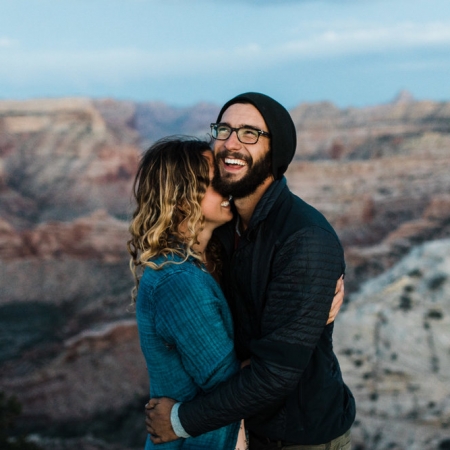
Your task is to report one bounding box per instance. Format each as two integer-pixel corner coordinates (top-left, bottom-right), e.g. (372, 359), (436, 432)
(1, 0), (449, 109)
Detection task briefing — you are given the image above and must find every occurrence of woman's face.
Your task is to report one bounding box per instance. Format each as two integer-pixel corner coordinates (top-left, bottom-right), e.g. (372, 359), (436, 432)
(201, 151), (233, 229)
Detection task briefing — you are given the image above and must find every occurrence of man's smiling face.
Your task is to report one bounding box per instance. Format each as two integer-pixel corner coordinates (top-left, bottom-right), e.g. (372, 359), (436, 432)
(212, 103), (272, 199)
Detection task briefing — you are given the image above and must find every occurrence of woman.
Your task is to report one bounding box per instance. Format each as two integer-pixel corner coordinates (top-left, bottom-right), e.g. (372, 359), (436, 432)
(128, 137), (245, 449)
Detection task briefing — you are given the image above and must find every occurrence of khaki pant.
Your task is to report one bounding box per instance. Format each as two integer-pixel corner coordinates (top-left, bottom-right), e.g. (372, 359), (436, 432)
(249, 429), (351, 450)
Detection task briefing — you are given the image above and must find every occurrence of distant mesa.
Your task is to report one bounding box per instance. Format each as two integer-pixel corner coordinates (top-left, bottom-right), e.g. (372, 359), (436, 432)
(391, 89), (415, 105)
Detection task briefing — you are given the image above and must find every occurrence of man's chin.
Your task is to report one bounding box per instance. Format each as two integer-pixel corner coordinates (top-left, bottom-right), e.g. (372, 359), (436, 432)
(214, 177), (262, 199)
(213, 151), (272, 199)
(221, 171), (246, 183)
(220, 164), (248, 178)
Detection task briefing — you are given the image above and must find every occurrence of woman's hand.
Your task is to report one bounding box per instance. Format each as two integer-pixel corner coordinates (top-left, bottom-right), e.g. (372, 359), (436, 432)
(327, 275), (345, 325)
(240, 359), (250, 368)
(145, 397), (179, 444)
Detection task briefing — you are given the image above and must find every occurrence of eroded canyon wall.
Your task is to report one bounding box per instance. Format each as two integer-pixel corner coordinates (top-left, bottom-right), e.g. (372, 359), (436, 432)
(1, 95), (449, 449)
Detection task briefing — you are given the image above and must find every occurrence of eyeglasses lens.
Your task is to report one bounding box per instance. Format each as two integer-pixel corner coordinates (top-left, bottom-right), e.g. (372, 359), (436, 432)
(238, 128), (258, 144)
(212, 125), (259, 144)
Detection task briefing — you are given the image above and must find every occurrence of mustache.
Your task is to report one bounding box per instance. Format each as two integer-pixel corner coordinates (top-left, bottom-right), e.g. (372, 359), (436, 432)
(215, 150), (252, 165)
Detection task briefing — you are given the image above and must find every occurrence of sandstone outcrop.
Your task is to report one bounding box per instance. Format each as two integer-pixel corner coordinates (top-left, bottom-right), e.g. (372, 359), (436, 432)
(0, 209), (128, 262)
(133, 100), (219, 148)
(286, 127), (450, 292)
(0, 98), (140, 226)
(1, 320), (147, 448)
(290, 92), (450, 161)
(334, 238), (450, 449)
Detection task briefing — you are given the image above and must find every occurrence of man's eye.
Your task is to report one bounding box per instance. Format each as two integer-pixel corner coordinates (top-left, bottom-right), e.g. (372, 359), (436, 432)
(242, 128), (258, 137)
(217, 126), (230, 134)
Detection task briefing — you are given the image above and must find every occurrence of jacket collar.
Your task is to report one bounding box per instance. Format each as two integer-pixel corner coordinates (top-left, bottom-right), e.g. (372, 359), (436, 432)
(246, 176), (287, 232)
(214, 177), (288, 249)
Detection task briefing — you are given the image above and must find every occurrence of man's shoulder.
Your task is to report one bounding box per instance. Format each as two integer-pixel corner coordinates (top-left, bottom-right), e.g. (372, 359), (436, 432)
(269, 186), (336, 236)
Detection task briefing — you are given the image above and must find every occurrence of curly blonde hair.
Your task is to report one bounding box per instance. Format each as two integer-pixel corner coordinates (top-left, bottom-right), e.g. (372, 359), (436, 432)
(127, 137), (213, 302)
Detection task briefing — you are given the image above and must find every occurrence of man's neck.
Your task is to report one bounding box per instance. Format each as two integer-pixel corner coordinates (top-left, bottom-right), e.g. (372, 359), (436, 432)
(233, 176), (274, 232)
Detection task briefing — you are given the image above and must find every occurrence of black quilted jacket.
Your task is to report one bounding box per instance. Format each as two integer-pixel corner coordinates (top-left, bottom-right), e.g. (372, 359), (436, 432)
(178, 178), (356, 444)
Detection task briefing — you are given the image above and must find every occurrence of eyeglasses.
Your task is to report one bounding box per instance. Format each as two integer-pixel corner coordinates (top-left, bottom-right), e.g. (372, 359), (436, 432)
(210, 123), (271, 144)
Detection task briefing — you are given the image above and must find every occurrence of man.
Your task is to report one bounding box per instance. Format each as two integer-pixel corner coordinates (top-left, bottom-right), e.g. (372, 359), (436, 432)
(146, 92), (355, 449)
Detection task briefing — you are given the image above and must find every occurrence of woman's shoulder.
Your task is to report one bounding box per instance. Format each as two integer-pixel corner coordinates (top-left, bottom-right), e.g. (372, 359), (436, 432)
(140, 254), (215, 291)
(138, 256), (224, 317)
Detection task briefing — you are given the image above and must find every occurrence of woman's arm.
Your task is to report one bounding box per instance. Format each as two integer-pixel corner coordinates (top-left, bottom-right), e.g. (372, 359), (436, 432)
(154, 267), (239, 393)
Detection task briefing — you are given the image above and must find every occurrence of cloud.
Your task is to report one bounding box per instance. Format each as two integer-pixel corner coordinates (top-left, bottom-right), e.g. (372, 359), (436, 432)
(0, 37), (18, 48)
(279, 21), (450, 58)
(209, 0), (364, 4)
(0, 21), (449, 88)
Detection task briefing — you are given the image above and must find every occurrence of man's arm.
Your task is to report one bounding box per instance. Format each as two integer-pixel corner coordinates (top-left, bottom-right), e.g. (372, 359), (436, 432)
(146, 272), (344, 442)
(170, 226), (344, 436)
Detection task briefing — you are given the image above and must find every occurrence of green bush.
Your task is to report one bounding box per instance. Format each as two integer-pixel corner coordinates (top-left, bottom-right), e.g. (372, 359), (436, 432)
(0, 392), (42, 450)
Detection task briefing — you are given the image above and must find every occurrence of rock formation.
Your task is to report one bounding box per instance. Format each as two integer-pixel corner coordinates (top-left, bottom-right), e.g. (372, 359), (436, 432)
(0, 98), (140, 226)
(335, 239), (450, 449)
(0, 95), (449, 449)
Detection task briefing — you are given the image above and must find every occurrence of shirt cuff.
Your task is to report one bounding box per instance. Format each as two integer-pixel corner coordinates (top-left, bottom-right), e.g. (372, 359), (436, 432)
(170, 402), (191, 438)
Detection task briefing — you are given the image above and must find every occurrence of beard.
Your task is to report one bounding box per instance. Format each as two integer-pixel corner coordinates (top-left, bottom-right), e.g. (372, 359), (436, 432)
(212, 149), (272, 199)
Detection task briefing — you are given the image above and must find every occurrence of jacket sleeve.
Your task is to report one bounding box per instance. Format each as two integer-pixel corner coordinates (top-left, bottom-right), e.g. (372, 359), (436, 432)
(178, 226), (345, 436)
(154, 269), (240, 393)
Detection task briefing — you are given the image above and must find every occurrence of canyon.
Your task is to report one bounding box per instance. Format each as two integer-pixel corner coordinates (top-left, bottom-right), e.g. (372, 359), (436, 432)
(0, 93), (449, 449)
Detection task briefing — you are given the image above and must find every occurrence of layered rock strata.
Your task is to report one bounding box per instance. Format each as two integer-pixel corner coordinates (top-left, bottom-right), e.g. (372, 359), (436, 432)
(0, 95), (449, 449)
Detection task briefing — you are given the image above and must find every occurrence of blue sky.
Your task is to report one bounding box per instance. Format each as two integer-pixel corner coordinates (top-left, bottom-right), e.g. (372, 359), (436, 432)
(1, 0), (449, 108)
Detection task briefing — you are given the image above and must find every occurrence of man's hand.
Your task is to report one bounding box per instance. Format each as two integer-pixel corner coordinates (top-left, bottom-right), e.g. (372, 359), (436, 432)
(145, 397), (179, 444)
(327, 275), (345, 325)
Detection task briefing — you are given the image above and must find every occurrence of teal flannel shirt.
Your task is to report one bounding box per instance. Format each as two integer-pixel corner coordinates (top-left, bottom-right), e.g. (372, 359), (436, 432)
(136, 254), (240, 449)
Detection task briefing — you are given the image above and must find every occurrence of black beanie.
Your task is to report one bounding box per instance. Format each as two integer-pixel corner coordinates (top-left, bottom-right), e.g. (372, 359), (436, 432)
(216, 92), (297, 180)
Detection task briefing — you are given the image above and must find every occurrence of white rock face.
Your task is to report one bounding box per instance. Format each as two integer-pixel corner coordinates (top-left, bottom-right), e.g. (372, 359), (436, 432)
(335, 239), (450, 449)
